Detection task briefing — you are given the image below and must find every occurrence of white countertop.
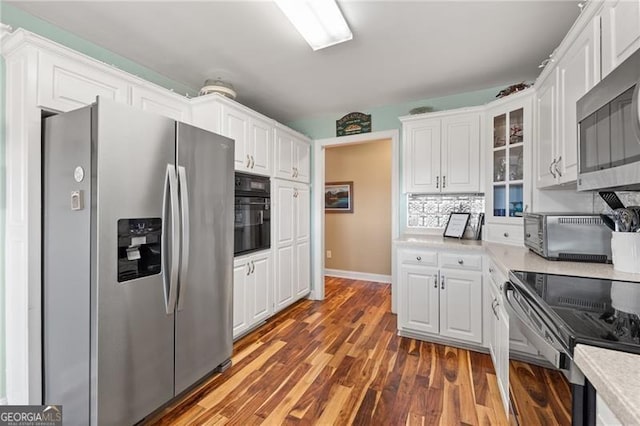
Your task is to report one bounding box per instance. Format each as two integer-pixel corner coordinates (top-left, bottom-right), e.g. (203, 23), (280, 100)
(395, 234), (640, 283)
(574, 345), (640, 425)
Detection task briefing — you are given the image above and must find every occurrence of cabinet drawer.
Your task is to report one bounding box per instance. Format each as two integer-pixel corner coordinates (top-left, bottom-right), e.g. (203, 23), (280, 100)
(398, 249), (438, 266)
(439, 252), (482, 271)
(485, 224), (524, 246)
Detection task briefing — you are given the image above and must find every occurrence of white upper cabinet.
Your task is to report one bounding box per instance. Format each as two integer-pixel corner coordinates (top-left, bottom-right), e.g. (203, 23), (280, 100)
(131, 86), (191, 122)
(38, 51), (128, 112)
(557, 17), (601, 182)
(274, 126), (311, 183)
(402, 118), (441, 193)
(486, 90), (533, 226)
(601, 0), (640, 78)
(441, 115), (481, 192)
(401, 110), (481, 194)
(536, 70), (559, 189)
(221, 103), (273, 176)
(535, 14), (600, 188)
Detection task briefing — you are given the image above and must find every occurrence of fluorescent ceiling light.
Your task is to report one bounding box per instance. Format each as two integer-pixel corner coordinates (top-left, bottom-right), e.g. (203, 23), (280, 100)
(275, 0), (353, 51)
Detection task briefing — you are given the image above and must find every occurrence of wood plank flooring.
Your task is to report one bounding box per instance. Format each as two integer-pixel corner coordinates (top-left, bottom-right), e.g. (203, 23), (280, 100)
(146, 277), (570, 426)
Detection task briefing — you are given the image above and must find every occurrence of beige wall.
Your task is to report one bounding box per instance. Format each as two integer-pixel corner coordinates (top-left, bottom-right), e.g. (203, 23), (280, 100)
(325, 139), (392, 276)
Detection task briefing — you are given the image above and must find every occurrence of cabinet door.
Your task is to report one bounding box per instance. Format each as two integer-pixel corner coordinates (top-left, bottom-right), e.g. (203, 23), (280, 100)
(222, 105), (250, 172)
(536, 70), (558, 188)
(275, 245), (295, 311)
(38, 52), (128, 112)
(295, 184), (310, 242)
(439, 269), (483, 343)
(131, 86), (190, 122)
(233, 260), (249, 338)
(249, 254), (271, 324)
(441, 114), (481, 193)
(601, 0), (640, 78)
(558, 17), (600, 184)
(249, 116), (273, 176)
(294, 140), (311, 183)
(399, 265), (439, 334)
(295, 240), (311, 297)
(275, 129), (295, 180)
(274, 181), (295, 246)
(488, 284), (499, 366)
(403, 119), (441, 192)
(496, 302), (510, 415)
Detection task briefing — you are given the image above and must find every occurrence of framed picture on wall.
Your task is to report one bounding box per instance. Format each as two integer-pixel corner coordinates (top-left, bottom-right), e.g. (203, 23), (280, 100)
(325, 182), (354, 213)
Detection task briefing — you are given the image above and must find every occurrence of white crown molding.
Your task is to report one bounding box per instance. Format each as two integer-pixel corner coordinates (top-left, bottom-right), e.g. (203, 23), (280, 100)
(0, 23), (14, 41)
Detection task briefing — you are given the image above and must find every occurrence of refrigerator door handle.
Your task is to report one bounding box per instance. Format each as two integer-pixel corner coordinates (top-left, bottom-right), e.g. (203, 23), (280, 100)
(177, 165), (190, 311)
(163, 164), (180, 315)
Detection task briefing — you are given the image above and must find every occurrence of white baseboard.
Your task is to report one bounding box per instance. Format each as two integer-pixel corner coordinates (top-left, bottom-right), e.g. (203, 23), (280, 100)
(324, 269), (391, 284)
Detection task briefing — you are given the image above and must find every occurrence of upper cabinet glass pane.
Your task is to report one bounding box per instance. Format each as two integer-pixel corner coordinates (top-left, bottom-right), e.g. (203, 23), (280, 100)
(509, 108), (524, 145)
(509, 145), (524, 181)
(493, 150), (506, 182)
(493, 114), (506, 148)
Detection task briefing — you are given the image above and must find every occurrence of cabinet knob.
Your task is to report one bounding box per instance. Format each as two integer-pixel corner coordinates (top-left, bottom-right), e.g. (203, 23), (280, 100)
(526, 233), (531, 238)
(441, 275), (445, 290)
(503, 232), (509, 238)
(433, 274), (438, 288)
(457, 259), (464, 265)
(489, 267), (494, 273)
(416, 256), (422, 261)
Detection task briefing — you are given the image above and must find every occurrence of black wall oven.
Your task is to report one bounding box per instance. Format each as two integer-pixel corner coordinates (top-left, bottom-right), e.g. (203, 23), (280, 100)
(234, 172), (270, 256)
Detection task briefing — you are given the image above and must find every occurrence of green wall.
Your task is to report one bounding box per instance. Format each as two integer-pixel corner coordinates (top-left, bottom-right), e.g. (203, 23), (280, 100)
(287, 85), (504, 140)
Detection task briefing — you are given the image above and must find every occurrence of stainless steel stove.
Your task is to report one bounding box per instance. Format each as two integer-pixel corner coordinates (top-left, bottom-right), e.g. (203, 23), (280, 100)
(505, 271), (640, 426)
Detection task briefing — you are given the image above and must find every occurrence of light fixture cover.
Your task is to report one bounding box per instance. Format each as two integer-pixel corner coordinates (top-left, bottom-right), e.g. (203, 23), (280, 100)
(275, 0), (353, 51)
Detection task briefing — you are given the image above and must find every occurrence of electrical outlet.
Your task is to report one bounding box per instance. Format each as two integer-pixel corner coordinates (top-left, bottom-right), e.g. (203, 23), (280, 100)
(326, 250), (332, 259)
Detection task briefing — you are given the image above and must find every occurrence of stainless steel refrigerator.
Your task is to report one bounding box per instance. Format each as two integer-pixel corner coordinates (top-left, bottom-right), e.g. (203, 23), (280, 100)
(43, 98), (234, 425)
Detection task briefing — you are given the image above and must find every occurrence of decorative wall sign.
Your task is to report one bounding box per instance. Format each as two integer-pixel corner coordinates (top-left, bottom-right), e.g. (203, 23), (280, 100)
(325, 182), (354, 213)
(443, 213), (471, 239)
(336, 112), (371, 137)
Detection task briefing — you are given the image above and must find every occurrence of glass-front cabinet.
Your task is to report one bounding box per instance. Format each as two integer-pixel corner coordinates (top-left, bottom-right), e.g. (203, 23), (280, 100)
(486, 90), (533, 224)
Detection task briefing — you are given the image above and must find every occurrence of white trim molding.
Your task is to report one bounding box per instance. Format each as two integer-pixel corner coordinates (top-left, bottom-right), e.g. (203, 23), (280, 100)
(312, 129), (400, 312)
(324, 269), (391, 284)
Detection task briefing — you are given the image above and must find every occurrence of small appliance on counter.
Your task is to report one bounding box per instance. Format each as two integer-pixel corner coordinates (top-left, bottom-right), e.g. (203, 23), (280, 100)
(524, 213), (612, 263)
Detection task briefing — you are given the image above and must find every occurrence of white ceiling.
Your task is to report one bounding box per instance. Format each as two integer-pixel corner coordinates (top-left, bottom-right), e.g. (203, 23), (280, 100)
(7, 1), (581, 123)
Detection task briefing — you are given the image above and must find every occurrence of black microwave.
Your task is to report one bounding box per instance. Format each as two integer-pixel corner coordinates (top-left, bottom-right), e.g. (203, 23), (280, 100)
(576, 49), (640, 191)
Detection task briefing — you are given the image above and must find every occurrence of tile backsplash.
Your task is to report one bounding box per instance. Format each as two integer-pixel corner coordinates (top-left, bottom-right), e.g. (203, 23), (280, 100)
(407, 194), (485, 232)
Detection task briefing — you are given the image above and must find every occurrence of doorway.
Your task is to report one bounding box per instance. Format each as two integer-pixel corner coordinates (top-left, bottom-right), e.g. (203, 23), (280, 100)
(311, 130), (400, 312)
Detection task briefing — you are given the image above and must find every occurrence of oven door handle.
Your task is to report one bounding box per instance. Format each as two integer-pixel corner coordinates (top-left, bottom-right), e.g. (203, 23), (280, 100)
(503, 282), (569, 369)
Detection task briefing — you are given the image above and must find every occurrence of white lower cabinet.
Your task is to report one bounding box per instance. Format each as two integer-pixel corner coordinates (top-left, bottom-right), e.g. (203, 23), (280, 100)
(400, 265), (440, 334)
(232, 251), (272, 339)
(274, 180), (310, 312)
(488, 278), (510, 416)
(397, 248), (483, 345)
(439, 269), (483, 343)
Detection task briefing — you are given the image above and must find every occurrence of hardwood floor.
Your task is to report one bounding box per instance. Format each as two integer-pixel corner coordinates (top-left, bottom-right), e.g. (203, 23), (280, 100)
(147, 277), (570, 426)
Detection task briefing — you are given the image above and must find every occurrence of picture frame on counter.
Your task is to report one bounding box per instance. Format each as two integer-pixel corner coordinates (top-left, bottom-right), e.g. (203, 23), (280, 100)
(325, 181), (354, 213)
(443, 212), (470, 239)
